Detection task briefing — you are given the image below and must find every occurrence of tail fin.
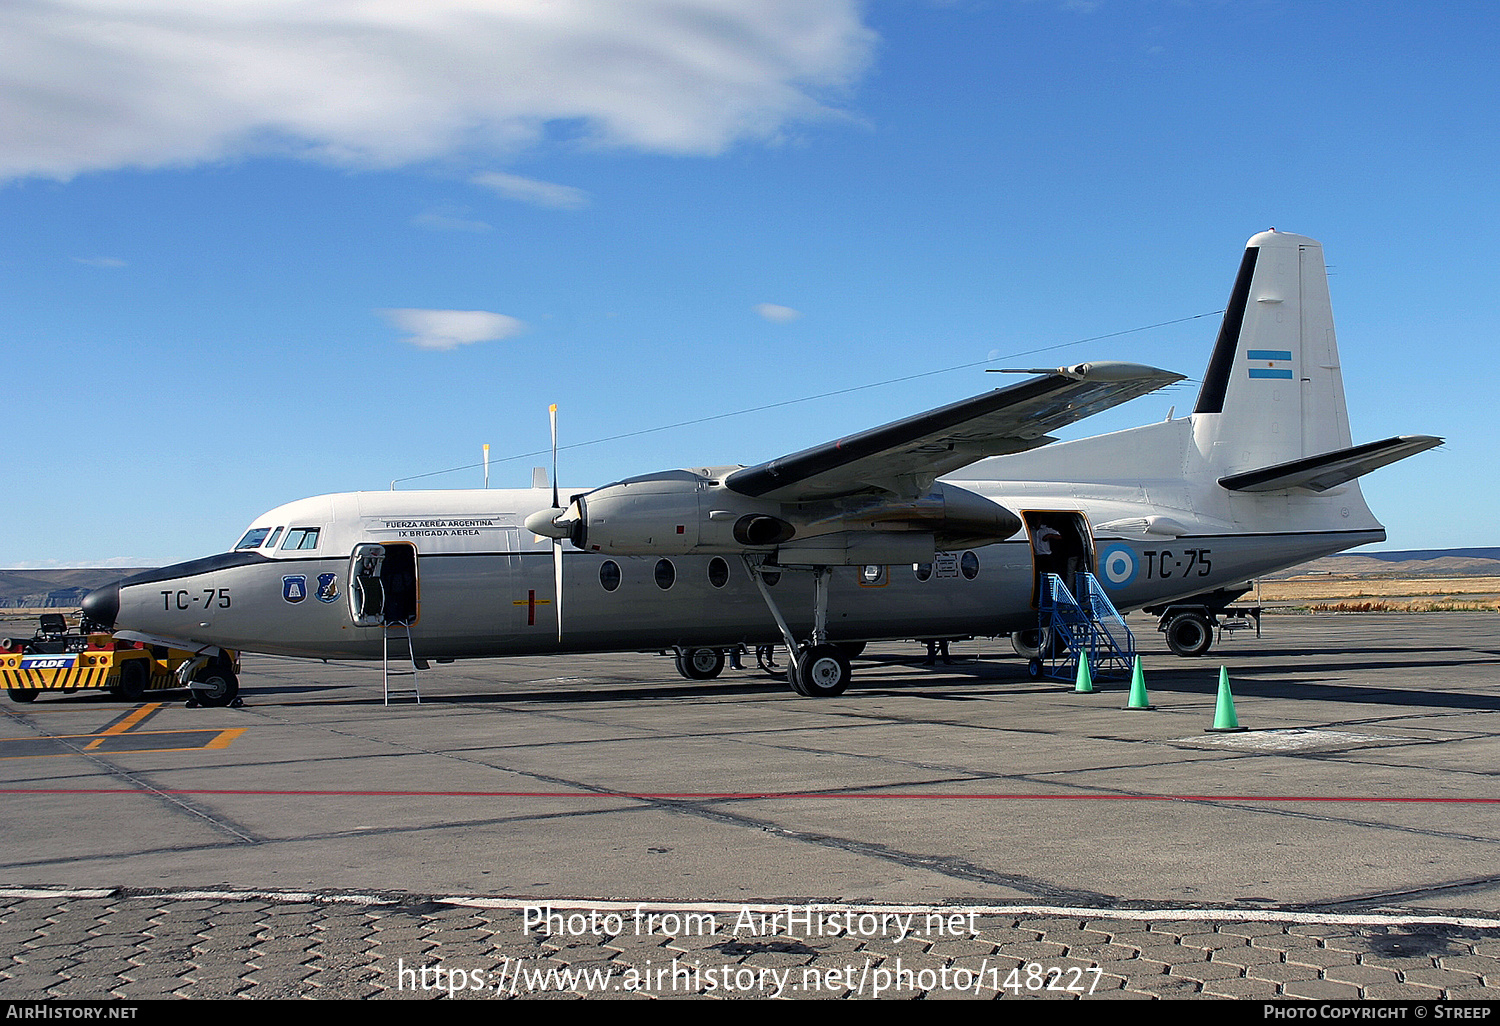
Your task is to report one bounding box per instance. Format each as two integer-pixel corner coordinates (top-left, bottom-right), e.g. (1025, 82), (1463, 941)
(1194, 229), (1440, 490)
(1193, 230), (1354, 474)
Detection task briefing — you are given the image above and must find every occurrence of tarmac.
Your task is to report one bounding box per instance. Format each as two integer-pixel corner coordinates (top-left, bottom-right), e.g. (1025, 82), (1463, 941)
(2, 611), (1499, 1000)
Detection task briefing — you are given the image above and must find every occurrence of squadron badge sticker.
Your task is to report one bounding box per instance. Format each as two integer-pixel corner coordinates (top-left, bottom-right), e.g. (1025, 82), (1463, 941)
(316, 573), (339, 603)
(282, 575), (307, 604)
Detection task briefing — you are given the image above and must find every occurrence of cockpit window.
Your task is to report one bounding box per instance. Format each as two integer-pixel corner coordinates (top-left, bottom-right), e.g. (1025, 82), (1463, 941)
(235, 528), (271, 550)
(281, 527), (321, 550)
(264, 526), (284, 549)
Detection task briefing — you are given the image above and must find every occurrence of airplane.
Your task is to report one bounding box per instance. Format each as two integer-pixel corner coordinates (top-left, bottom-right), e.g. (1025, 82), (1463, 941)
(77, 230), (1440, 702)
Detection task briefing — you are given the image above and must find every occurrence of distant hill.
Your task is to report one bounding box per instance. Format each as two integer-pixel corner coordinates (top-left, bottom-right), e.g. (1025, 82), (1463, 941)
(0, 568), (150, 610)
(1362, 547), (1500, 562)
(1253, 549), (1500, 580)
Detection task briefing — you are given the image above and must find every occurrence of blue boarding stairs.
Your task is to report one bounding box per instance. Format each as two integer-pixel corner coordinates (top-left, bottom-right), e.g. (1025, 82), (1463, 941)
(1028, 572), (1136, 682)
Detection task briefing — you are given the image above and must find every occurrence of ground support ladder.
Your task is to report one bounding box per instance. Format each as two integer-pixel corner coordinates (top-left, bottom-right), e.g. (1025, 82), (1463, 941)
(382, 622), (423, 705)
(1033, 573), (1137, 683)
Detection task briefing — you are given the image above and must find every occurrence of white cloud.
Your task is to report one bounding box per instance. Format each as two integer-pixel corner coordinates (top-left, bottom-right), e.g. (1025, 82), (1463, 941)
(1, 1), (875, 182)
(381, 308), (526, 351)
(754, 302), (802, 323)
(471, 172), (590, 210)
(73, 256), (128, 268)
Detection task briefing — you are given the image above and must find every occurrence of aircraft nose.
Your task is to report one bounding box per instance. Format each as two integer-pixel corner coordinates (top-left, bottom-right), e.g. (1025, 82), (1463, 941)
(80, 582), (120, 630)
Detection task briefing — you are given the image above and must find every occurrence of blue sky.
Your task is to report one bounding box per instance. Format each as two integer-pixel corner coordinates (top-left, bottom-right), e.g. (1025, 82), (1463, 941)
(2, 0), (1493, 568)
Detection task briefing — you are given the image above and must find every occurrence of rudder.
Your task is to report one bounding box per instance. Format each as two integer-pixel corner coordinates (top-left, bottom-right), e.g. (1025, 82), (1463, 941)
(1192, 230), (1353, 476)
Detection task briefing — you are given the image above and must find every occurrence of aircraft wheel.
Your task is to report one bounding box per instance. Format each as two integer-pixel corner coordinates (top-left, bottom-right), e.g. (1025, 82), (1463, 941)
(7, 688), (38, 703)
(1012, 629), (1064, 659)
(792, 644), (852, 698)
(1164, 613), (1213, 657)
(675, 647), (725, 680)
(194, 667), (240, 708)
(785, 657), (809, 696)
(118, 660), (149, 701)
(836, 641), (866, 660)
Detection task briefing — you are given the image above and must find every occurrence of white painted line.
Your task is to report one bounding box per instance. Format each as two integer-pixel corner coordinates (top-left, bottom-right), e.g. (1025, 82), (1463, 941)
(7, 887), (1496, 930)
(1172, 728), (1421, 751)
(0, 888), (118, 899)
(435, 897), (1500, 930)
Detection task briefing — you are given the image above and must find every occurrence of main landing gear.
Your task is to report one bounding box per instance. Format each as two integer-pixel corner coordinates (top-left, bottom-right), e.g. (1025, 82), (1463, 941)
(743, 558), (853, 698)
(673, 647), (726, 680)
(1161, 611), (1214, 657)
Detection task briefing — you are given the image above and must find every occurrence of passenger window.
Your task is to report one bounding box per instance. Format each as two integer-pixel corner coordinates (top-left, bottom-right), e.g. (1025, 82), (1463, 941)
(282, 527), (321, 550)
(599, 560), (622, 592)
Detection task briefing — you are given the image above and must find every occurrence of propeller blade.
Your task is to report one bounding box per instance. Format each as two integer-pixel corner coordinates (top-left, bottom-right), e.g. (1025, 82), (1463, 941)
(549, 404), (563, 642)
(549, 403), (559, 510)
(553, 537), (564, 643)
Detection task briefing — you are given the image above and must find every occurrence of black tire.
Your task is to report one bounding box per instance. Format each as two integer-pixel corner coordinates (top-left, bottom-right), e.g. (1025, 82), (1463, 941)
(1164, 613), (1213, 657)
(117, 659), (149, 701)
(7, 688), (38, 703)
(785, 656), (810, 696)
(1027, 657), (1042, 680)
(1012, 628), (1065, 660)
(675, 648), (725, 681)
(193, 667), (240, 708)
(835, 641), (867, 660)
(792, 644), (852, 698)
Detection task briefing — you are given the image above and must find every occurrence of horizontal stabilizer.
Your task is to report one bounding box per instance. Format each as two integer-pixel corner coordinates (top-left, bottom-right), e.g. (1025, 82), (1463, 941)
(1218, 435), (1443, 493)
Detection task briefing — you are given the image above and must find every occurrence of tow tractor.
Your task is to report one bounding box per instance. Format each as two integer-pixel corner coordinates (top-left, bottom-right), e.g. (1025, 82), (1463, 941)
(0, 613), (240, 707)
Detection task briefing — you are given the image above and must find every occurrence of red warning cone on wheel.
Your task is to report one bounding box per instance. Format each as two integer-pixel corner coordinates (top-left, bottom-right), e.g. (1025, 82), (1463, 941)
(1207, 665), (1247, 732)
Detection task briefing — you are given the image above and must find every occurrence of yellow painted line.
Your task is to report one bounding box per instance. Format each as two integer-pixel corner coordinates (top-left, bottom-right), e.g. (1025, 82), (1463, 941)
(100, 703), (162, 736)
(0, 727), (247, 760)
(0, 728), (225, 744)
(85, 736), (245, 757)
(202, 728), (247, 750)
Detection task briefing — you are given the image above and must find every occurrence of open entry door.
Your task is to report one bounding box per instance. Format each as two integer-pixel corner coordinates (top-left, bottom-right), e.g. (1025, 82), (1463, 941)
(1023, 512), (1095, 607)
(348, 542), (419, 627)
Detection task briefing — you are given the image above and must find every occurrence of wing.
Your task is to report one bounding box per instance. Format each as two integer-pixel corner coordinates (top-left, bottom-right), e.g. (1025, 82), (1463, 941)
(724, 361), (1184, 502)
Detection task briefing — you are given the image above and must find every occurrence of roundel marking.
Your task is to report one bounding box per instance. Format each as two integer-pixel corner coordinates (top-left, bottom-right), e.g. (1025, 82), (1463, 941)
(1099, 545), (1138, 589)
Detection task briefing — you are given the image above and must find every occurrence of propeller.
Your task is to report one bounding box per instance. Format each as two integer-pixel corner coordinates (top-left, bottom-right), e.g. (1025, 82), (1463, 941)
(549, 404), (563, 643)
(522, 406), (570, 641)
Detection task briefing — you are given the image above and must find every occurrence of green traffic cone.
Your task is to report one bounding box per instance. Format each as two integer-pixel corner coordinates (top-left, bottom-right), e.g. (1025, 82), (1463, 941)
(1074, 653), (1094, 693)
(1207, 665), (1246, 732)
(1125, 656), (1154, 710)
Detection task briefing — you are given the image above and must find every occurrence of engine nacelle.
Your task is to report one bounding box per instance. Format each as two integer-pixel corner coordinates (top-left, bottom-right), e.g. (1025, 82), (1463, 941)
(564, 470), (710, 554)
(526, 468), (1022, 563)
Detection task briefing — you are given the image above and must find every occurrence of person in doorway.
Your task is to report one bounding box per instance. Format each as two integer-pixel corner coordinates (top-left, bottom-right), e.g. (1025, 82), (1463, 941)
(1033, 523), (1062, 555)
